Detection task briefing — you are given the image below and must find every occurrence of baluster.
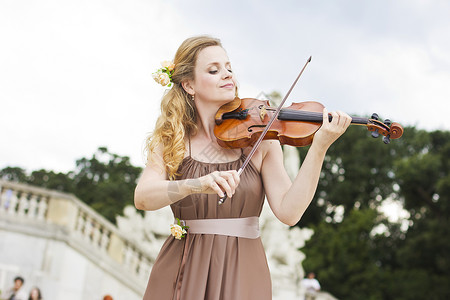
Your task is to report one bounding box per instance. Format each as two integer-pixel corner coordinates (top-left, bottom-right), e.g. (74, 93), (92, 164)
(17, 192), (29, 217)
(0, 187), (3, 212)
(129, 250), (139, 274)
(92, 222), (101, 247)
(0, 188), (10, 213)
(138, 258), (151, 278)
(75, 212), (85, 235)
(7, 190), (18, 215)
(83, 216), (93, 242)
(123, 245), (133, 268)
(37, 196), (47, 221)
(100, 229), (110, 252)
(27, 195), (38, 219)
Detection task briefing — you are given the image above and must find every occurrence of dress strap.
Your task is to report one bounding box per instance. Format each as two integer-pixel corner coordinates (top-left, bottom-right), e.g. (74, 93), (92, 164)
(188, 135), (192, 157)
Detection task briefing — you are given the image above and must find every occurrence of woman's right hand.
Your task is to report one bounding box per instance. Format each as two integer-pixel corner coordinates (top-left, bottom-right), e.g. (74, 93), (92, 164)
(135, 144), (241, 210)
(195, 170), (240, 198)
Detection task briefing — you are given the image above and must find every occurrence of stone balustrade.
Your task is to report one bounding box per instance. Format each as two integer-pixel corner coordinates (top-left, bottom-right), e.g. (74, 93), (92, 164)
(0, 179), (152, 293)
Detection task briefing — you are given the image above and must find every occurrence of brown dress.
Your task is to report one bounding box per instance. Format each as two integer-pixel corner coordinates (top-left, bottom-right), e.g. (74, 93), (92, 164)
(142, 151), (271, 300)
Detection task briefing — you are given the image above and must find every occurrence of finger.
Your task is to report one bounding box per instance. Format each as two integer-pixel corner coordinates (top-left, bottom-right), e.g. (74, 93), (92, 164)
(230, 170), (240, 186)
(220, 171), (238, 194)
(227, 170), (241, 193)
(208, 172), (225, 197)
(333, 111), (344, 126)
(343, 112), (352, 128)
(210, 181), (225, 198)
(336, 111), (351, 128)
(322, 107), (329, 125)
(329, 111), (339, 126)
(214, 172), (233, 197)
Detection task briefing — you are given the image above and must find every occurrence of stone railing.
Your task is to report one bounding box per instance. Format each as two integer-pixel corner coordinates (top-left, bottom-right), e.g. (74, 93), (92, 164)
(0, 179), (152, 293)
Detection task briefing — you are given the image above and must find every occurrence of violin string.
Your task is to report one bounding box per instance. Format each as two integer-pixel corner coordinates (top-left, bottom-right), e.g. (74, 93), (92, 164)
(278, 109), (369, 125)
(219, 56), (313, 204)
(237, 56), (312, 176)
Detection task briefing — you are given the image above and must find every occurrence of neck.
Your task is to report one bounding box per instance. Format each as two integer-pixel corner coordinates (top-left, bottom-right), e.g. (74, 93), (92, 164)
(194, 102), (222, 141)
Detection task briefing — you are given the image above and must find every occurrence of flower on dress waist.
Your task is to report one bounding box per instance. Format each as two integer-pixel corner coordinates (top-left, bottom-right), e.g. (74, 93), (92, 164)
(152, 60), (175, 88)
(171, 218), (188, 239)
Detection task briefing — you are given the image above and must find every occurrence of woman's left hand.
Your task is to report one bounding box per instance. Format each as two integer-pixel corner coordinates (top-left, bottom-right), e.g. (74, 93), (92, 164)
(312, 108), (352, 150)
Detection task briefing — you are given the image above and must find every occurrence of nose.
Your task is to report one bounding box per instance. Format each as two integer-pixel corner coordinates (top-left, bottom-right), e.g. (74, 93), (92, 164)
(222, 68), (232, 79)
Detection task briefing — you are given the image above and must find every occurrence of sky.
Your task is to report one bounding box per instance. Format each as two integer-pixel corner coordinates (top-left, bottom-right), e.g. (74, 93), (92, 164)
(1, 0), (450, 173)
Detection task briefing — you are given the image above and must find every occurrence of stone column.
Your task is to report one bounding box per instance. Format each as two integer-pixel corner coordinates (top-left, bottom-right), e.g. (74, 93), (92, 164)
(46, 197), (78, 229)
(108, 233), (125, 264)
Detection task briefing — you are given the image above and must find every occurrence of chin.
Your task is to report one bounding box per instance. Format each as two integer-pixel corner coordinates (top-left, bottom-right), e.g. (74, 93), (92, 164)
(219, 95), (236, 104)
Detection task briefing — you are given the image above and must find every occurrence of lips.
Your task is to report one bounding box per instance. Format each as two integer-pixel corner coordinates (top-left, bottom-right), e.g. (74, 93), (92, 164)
(221, 83), (234, 88)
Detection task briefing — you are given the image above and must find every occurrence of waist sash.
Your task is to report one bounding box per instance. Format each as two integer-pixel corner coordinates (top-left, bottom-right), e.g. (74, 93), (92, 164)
(180, 216), (260, 239)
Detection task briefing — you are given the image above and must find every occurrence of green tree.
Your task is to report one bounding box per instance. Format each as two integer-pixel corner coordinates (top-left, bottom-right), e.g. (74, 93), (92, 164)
(1, 147), (142, 223)
(0, 166), (28, 182)
(300, 126), (450, 299)
(28, 169), (74, 192)
(297, 123), (402, 227)
(302, 208), (385, 300)
(70, 147), (142, 223)
(386, 129), (450, 299)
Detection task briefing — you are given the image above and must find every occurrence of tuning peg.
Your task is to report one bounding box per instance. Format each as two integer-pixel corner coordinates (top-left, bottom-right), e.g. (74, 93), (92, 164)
(371, 113), (379, 120)
(383, 135), (391, 144)
(384, 119), (391, 126)
(371, 130), (380, 138)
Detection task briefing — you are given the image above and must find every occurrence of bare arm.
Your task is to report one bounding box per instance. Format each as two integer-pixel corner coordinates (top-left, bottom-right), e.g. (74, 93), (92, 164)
(262, 108), (351, 226)
(134, 145), (240, 211)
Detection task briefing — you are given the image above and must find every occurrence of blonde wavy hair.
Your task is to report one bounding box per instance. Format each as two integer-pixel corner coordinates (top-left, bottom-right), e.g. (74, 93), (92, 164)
(146, 36), (224, 180)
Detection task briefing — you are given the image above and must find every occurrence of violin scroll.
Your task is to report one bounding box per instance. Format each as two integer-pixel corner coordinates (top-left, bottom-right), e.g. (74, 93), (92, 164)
(366, 115), (403, 144)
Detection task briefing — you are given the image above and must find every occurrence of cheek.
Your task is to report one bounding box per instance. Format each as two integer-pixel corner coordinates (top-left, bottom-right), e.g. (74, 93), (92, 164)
(200, 76), (216, 89)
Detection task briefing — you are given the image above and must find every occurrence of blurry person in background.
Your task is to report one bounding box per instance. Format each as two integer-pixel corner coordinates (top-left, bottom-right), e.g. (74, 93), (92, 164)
(27, 287), (42, 300)
(302, 272), (321, 300)
(3, 276), (27, 300)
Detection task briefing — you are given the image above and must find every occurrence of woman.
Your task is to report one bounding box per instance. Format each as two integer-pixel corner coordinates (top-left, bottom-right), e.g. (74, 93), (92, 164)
(135, 35), (351, 300)
(28, 287), (42, 300)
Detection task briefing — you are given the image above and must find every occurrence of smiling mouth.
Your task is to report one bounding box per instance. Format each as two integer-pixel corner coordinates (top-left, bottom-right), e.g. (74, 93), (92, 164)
(221, 84), (234, 88)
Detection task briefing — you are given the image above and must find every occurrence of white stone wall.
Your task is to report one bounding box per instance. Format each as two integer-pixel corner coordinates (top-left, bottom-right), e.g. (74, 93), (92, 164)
(0, 220), (144, 300)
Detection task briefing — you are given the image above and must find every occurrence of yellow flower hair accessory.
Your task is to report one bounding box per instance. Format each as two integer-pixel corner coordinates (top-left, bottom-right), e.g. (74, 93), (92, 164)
(170, 218), (189, 240)
(152, 60), (175, 87)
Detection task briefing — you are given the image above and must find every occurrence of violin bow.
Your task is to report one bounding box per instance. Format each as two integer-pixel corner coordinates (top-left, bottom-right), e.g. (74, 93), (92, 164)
(219, 56), (312, 204)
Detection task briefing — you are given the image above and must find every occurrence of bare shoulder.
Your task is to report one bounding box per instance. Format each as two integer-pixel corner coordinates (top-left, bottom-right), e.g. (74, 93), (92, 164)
(243, 140), (283, 172)
(143, 143), (167, 179)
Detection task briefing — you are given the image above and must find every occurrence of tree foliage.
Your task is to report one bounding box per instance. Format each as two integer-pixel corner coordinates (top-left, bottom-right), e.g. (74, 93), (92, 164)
(299, 125), (450, 299)
(302, 208), (385, 299)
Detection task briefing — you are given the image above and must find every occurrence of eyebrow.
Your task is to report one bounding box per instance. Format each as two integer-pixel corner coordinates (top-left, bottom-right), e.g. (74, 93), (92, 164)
(206, 62), (232, 68)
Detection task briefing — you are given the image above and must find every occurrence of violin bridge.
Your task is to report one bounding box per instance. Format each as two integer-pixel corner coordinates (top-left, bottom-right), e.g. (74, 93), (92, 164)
(259, 106), (267, 121)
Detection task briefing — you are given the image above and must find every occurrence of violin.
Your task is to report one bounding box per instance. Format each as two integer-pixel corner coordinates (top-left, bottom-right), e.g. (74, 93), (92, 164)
(214, 97), (404, 149)
(214, 57), (403, 204)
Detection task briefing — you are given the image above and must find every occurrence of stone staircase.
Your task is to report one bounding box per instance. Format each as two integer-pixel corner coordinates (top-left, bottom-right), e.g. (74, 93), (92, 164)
(0, 179), (150, 299)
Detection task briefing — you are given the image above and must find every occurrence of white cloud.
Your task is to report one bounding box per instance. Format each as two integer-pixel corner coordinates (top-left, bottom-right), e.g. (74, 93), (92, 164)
(0, 0), (191, 172)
